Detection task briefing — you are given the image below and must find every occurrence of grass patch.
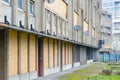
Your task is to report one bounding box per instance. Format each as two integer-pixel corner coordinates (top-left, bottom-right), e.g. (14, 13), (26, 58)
(89, 75), (120, 80)
(58, 62), (120, 80)
(60, 74), (88, 80)
(58, 63), (107, 80)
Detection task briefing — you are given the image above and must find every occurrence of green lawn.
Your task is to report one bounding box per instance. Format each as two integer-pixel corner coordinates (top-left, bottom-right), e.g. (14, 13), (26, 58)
(57, 62), (120, 80)
(89, 75), (120, 80)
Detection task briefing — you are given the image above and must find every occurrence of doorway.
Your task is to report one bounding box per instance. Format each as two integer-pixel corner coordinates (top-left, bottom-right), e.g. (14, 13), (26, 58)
(0, 29), (7, 80)
(38, 37), (43, 76)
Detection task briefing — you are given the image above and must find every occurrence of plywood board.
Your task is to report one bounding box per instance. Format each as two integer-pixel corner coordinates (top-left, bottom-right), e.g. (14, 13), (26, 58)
(62, 42), (65, 65)
(66, 42), (68, 64)
(54, 40), (58, 67)
(29, 34), (36, 72)
(8, 30), (18, 76)
(20, 32), (28, 73)
(74, 12), (78, 26)
(43, 38), (48, 69)
(69, 43), (72, 64)
(49, 38), (53, 67)
(45, 0), (67, 18)
(83, 20), (89, 32)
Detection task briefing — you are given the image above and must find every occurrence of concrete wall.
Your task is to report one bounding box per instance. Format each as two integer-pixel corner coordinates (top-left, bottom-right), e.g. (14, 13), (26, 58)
(0, 1), (12, 24)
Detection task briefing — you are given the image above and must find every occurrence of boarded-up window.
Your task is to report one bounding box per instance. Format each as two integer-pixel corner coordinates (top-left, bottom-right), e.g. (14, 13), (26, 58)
(74, 12), (78, 26)
(45, 0), (67, 18)
(83, 21), (89, 32)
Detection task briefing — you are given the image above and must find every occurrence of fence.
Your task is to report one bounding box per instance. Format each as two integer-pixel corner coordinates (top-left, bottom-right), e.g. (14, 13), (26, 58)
(95, 53), (120, 62)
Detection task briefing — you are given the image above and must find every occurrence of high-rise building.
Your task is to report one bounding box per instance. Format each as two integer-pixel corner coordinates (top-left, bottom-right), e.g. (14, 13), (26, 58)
(102, 0), (120, 35)
(102, 0), (120, 53)
(99, 11), (112, 54)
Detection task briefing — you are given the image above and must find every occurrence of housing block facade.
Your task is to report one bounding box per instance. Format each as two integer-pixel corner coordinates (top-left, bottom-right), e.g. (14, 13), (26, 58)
(0, 0), (101, 80)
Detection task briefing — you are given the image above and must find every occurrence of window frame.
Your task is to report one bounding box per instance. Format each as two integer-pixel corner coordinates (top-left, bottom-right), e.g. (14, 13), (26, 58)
(29, 0), (34, 15)
(18, 0), (23, 10)
(2, 0), (9, 3)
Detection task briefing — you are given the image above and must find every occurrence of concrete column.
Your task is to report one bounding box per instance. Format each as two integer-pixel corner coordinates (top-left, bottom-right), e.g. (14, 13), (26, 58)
(41, 0), (46, 32)
(88, 0), (92, 45)
(35, 0), (43, 32)
(77, 7), (83, 42)
(11, 0), (17, 26)
(58, 40), (62, 71)
(50, 12), (52, 34)
(67, 0), (73, 40)
(72, 44), (75, 67)
(56, 16), (59, 37)
(25, 0), (29, 29)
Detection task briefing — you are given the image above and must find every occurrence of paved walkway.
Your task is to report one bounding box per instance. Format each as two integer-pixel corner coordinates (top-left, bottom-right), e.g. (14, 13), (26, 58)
(36, 63), (94, 80)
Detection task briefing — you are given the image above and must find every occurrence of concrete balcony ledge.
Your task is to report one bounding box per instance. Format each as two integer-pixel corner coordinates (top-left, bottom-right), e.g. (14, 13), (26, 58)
(0, 22), (98, 49)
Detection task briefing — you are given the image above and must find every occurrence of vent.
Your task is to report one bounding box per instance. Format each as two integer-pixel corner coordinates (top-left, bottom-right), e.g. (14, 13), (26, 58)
(30, 24), (34, 31)
(66, 37), (69, 40)
(47, 29), (51, 35)
(19, 21), (24, 28)
(40, 31), (46, 34)
(53, 32), (56, 37)
(4, 16), (9, 25)
(63, 35), (66, 39)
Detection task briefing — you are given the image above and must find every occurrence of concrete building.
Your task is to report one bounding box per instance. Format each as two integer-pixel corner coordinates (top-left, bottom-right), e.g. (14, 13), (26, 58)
(102, 0), (120, 53)
(99, 11), (112, 54)
(102, 0), (120, 40)
(0, 0), (101, 80)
